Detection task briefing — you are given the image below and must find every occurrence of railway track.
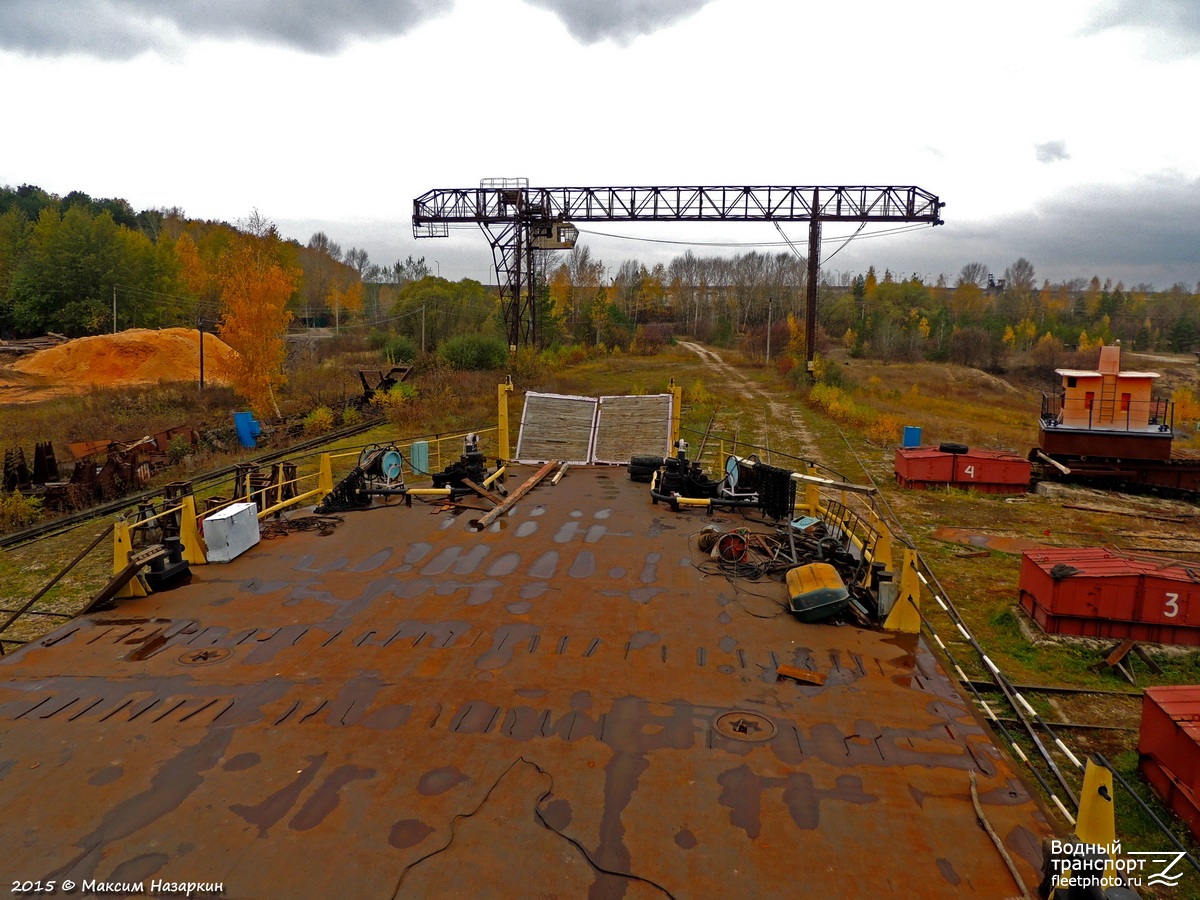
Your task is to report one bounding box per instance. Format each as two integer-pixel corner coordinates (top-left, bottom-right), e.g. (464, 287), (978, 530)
(0, 415), (387, 551)
(0, 417), (500, 651)
(0, 416), (400, 651)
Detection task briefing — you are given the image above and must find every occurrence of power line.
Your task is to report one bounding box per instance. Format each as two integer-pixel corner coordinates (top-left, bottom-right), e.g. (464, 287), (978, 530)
(574, 221), (934, 249)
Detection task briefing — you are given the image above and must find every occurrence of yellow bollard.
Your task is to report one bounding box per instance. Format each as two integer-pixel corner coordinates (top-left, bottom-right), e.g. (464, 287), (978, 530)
(883, 547), (921, 633)
(497, 378), (514, 462)
(178, 495), (207, 565)
(669, 378), (682, 449)
(112, 519), (148, 599)
(873, 526), (893, 575)
(318, 453), (333, 497)
(1072, 759), (1118, 886)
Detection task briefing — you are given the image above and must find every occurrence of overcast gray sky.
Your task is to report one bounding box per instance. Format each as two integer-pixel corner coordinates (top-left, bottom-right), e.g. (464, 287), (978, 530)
(2, 0), (1198, 288)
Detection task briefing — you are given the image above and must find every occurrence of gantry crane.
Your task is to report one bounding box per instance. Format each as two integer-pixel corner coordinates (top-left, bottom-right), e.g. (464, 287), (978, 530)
(412, 180), (944, 370)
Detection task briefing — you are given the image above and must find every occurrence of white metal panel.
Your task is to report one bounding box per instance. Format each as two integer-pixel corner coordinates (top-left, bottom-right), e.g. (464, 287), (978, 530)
(203, 502), (261, 563)
(592, 394), (673, 464)
(515, 392), (597, 464)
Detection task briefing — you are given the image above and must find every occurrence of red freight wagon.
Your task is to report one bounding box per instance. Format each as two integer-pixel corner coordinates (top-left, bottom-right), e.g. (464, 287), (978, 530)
(1140, 687), (1200, 841)
(894, 447), (1030, 494)
(1019, 548), (1200, 645)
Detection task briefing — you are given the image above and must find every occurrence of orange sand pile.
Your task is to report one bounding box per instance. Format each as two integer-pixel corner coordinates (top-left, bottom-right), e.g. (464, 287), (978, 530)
(12, 328), (238, 386)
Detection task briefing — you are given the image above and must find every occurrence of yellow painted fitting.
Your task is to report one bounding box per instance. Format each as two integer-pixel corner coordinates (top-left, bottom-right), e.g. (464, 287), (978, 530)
(257, 488), (321, 520)
(883, 548), (921, 633)
(112, 519), (148, 599)
(178, 496), (207, 565)
(1076, 759), (1116, 847)
(405, 488), (453, 497)
(669, 379), (682, 448)
(318, 453), (333, 497)
(497, 378), (514, 462)
(874, 528), (893, 573)
(672, 497), (712, 508)
(483, 466), (507, 487)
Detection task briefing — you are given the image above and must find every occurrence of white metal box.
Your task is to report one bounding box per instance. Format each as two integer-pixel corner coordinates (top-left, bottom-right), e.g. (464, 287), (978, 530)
(203, 502), (260, 563)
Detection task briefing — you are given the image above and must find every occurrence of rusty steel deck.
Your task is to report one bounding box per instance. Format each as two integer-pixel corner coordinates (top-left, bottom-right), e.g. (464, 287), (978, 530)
(0, 466), (1055, 897)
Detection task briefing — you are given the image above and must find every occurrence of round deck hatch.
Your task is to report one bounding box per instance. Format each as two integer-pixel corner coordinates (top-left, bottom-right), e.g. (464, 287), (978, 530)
(177, 647), (231, 666)
(713, 710), (777, 742)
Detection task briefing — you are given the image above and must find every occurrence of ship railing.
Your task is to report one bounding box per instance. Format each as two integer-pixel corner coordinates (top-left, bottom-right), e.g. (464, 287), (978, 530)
(111, 425), (500, 578)
(1040, 392), (1174, 434)
(688, 427), (896, 585)
(680, 425), (851, 485)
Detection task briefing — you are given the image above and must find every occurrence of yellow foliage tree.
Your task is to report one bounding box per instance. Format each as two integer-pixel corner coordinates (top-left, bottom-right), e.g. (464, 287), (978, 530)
(548, 264), (574, 323)
(327, 279), (364, 329)
(174, 232), (207, 297)
(1173, 387), (1200, 426)
(1020, 318), (1038, 347)
(216, 233), (299, 418)
(786, 312), (805, 355)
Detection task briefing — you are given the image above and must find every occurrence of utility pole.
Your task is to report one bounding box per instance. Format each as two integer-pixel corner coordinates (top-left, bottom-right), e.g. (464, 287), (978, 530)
(766, 300), (773, 363)
(113, 286), (117, 334)
(805, 208), (820, 377)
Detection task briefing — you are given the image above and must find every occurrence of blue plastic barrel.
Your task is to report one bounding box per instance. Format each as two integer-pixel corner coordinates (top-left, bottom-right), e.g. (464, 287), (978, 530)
(233, 412), (262, 449)
(902, 426), (922, 448)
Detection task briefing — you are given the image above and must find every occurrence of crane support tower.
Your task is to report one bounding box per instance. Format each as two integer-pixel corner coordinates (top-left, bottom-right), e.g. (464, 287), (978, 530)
(413, 181), (945, 367)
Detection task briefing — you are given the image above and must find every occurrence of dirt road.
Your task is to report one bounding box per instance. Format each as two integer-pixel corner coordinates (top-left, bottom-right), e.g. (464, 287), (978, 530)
(676, 340), (817, 459)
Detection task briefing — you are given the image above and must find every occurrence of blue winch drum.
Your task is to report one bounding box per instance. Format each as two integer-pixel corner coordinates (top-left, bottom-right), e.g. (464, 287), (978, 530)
(380, 450), (403, 481)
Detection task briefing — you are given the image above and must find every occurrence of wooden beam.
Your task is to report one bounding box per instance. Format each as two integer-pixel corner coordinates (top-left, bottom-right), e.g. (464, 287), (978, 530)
(475, 461), (558, 530)
(461, 479), (504, 505)
(81, 545), (168, 616)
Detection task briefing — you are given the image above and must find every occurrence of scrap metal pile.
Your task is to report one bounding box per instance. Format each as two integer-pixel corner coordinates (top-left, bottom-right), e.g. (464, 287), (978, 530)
(635, 446), (885, 625)
(2, 426), (199, 510)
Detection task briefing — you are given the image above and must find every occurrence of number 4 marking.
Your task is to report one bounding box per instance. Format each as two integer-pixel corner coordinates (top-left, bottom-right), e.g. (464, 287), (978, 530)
(963, 465), (975, 479)
(1165, 593), (1180, 618)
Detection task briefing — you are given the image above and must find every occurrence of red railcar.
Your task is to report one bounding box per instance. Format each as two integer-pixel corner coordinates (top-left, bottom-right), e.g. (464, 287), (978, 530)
(894, 447), (1030, 494)
(1019, 547), (1200, 645)
(1140, 687), (1200, 841)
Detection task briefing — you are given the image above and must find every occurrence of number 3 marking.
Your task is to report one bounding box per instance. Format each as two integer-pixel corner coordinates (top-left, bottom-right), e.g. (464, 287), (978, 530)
(1165, 593), (1180, 618)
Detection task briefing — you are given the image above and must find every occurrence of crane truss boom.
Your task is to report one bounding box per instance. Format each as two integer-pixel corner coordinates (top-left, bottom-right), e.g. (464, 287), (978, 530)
(413, 185), (942, 230)
(412, 183), (943, 356)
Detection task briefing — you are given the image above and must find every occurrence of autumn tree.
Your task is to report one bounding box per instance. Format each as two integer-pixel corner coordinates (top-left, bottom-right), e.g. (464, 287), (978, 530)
(390, 277), (496, 350)
(958, 262), (989, 288)
(216, 218), (299, 418)
(6, 205), (171, 335)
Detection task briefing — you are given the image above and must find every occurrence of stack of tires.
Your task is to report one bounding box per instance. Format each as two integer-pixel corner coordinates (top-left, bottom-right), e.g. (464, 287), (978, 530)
(627, 456), (663, 483)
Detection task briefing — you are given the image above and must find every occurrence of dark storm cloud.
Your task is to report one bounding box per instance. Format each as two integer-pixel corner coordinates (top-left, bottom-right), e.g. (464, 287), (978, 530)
(514, 0), (715, 44)
(1087, 0), (1200, 55)
(885, 174), (1200, 288)
(1034, 141), (1070, 163)
(0, 0), (450, 58)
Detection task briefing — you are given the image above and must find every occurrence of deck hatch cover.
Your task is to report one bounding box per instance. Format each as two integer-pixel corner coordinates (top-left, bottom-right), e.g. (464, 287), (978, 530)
(515, 392), (597, 464)
(515, 391), (673, 465)
(592, 394), (672, 464)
